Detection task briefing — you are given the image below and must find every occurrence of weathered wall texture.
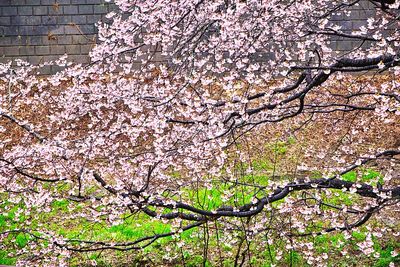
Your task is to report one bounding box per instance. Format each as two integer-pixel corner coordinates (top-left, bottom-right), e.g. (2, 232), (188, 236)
(0, 0), (113, 74)
(0, 0), (384, 74)
(328, 0), (377, 53)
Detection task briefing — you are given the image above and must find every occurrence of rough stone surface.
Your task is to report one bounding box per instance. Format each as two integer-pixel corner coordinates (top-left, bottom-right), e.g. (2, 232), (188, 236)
(0, 1), (380, 74)
(0, 0), (113, 74)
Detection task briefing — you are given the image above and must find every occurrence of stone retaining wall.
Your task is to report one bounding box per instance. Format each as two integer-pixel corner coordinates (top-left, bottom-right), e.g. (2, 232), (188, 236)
(0, 0), (113, 74)
(0, 0), (383, 74)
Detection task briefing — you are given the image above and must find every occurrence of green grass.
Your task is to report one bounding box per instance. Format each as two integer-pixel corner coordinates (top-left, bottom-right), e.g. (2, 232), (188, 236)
(341, 169), (383, 186)
(0, 161), (398, 266)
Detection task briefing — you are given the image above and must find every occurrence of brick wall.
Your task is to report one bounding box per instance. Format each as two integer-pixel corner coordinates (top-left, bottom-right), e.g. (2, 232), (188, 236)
(0, 0), (113, 74)
(329, 0), (377, 54)
(0, 0), (383, 74)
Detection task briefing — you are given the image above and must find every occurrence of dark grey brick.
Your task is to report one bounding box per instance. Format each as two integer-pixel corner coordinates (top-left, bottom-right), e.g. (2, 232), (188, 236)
(72, 15), (87, 24)
(65, 44), (81, 54)
(45, 34), (58, 44)
(361, 39), (374, 47)
(35, 26), (50, 36)
(348, 11), (361, 20)
(64, 25), (80, 35)
(71, 0), (87, 4)
(4, 26), (19, 36)
(57, 15), (72, 24)
(13, 36), (29, 45)
(107, 3), (117, 12)
(79, 24), (96, 34)
(358, 0), (373, 9)
(48, 5), (61, 15)
(41, 0), (56, 4)
(71, 35), (87, 44)
(93, 4), (107, 14)
(42, 16), (57, 25)
(362, 9), (375, 17)
(80, 44), (93, 53)
(0, 17), (10, 26)
(50, 45), (66, 54)
(336, 20), (352, 31)
(33, 6), (48, 15)
(35, 45), (50, 55)
(11, 16), (25, 25)
(79, 5), (93, 14)
(18, 6), (33, 16)
(86, 0), (103, 3)
(28, 55), (45, 65)
(0, 36), (12, 45)
(86, 14), (102, 24)
(352, 20), (366, 30)
(2, 7), (18, 16)
(0, 1), (149, 67)
(51, 65), (67, 73)
(63, 5), (78, 14)
(28, 36), (43, 45)
(336, 40), (355, 51)
(26, 0), (44, 5)
(0, 1), (12, 6)
(25, 16), (42, 25)
(18, 26), (35, 36)
(19, 46), (36, 56)
(49, 26), (64, 35)
(37, 65), (51, 74)
(4, 46), (19, 55)
(68, 54), (90, 64)
(56, 35), (72, 44)
(20, 25), (37, 36)
(38, 25), (51, 35)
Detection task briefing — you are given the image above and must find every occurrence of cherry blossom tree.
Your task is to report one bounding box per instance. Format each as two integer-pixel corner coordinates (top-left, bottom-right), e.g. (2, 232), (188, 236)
(0, 0), (399, 265)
